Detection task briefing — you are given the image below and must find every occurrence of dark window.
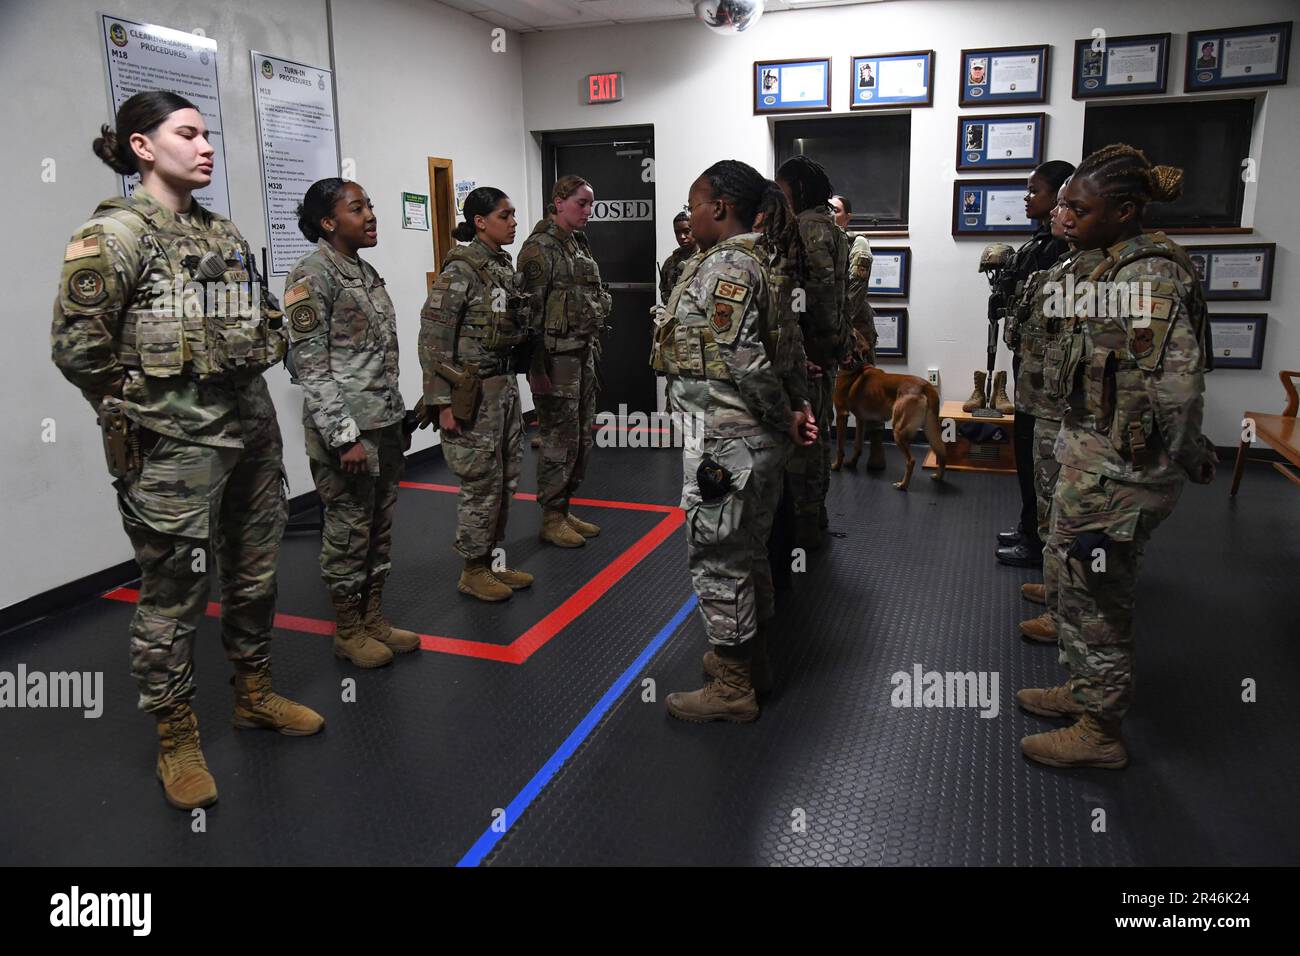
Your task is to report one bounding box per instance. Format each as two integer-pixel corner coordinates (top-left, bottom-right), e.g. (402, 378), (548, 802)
(774, 114), (911, 228)
(1082, 98), (1255, 229)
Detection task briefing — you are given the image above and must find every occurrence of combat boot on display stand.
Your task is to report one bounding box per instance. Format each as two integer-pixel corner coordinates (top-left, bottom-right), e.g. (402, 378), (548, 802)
(232, 667), (326, 735)
(703, 620), (774, 696)
(1021, 713), (1128, 769)
(991, 369), (1015, 415)
(540, 508), (585, 548)
(364, 579), (420, 653)
(1016, 682), (1085, 719)
(458, 555), (513, 602)
(961, 370), (987, 412)
(332, 592), (394, 667)
(155, 703), (218, 810)
(668, 645), (759, 723)
(1019, 612), (1057, 643)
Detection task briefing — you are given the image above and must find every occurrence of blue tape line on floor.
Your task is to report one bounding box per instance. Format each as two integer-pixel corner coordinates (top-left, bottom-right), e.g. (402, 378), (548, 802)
(456, 594), (698, 867)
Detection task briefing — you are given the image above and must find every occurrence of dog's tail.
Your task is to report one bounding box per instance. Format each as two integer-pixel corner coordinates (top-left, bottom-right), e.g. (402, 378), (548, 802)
(922, 383), (947, 469)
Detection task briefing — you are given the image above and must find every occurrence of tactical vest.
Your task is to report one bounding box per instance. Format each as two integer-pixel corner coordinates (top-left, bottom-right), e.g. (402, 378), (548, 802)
(1044, 232), (1210, 463)
(533, 228), (612, 341)
(1014, 249), (1104, 418)
(442, 242), (530, 353)
(102, 196), (285, 380)
(650, 236), (779, 383)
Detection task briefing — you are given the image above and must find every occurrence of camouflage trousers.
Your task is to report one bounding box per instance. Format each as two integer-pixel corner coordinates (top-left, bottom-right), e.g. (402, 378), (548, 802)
(535, 345), (598, 512)
(308, 421), (404, 598)
(118, 431), (287, 714)
(1033, 416), (1063, 613)
(787, 371), (833, 521)
(683, 430), (791, 647)
(1049, 464), (1182, 721)
(441, 374), (523, 560)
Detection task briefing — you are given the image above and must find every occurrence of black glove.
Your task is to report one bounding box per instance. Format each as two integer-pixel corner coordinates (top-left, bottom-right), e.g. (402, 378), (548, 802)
(696, 455), (732, 502)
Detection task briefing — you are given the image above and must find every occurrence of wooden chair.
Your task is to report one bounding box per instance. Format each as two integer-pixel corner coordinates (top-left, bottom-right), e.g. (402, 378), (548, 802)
(1230, 370), (1300, 495)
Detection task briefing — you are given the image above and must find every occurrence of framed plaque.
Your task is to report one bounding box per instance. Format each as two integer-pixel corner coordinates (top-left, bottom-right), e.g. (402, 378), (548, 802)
(951, 179), (1033, 236)
(754, 57), (832, 114)
(1185, 22), (1292, 91)
(960, 45), (1050, 105)
(867, 246), (910, 297)
(1185, 244), (1275, 300)
(1073, 32), (1170, 98)
(850, 50), (934, 109)
(872, 308), (909, 360)
(956, 112), (1045, 170)
(1209, 314), (1267, 369)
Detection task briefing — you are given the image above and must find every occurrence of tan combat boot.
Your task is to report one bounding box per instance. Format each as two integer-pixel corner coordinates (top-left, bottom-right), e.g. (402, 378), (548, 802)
(703, 624), (774, 695)
(991, 370), (1015, 415)
(458, 556), (512, 602)
(364, 581), (420, 653)
(332, 592), (394, 668)
(667, 648), (759, 723)
(1021, 582), (1047, 605)
(1021, 713), (1128, 769)
(1019, 612), (1057, 643)
(155, 703), (218, 810)
(233, 667), (325, 735)
(491, 565), (535, 589)
(566, 511), (601, 538)
(1016, 682), (1085, 718)
(961, 370), (987, 412)
(540, 509), (585, 548)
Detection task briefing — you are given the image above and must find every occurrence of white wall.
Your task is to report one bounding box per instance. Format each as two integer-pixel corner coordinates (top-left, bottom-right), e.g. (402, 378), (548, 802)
(0, 0), (528, 610)
(519, 0), (1298, 444)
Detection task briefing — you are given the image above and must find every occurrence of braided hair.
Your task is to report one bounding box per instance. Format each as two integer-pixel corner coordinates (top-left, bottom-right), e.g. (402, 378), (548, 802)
(776, 155), (833, 213)
(1074, 144), (1184, 216)
(699, 159), (796, 271)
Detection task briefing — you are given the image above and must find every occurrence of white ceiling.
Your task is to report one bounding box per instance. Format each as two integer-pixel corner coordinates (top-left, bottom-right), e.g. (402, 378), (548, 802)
(432, 0), (888, 34)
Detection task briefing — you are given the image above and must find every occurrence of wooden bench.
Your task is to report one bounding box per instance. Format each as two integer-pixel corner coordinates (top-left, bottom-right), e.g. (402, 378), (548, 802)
(1230, 370), (1300, 494)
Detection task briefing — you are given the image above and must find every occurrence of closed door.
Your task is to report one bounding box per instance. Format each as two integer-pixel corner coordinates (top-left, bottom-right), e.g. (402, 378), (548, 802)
(544, 126), (657, 415)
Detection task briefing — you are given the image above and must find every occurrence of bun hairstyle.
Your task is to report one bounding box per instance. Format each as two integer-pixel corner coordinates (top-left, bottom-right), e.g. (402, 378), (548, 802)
(93, 90), (199, 175)
(699, 159), (796, 270)
(775, 155), (833, 214)
(296, 177), (351, 242)
(548, 174), (591, 215)
(453, 186), (508, 241)
(1074, 143), (1185, 214)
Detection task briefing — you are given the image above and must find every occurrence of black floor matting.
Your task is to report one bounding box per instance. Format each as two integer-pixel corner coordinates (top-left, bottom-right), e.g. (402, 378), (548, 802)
(1, 436), (1297, 866)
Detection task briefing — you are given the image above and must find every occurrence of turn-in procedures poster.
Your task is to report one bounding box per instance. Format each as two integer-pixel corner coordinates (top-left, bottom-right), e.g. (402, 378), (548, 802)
(101, 14), (231, 217)
(251, 51), (340, 275)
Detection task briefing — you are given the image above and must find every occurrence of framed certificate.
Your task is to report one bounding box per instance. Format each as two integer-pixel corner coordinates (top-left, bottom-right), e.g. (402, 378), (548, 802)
(960, 45), (1050, 105)
(850, 50), (935, 109)
(956, 113), (1045, 170)
(1185, 22), (1292, 91)
(754, 57), (832, 114)
(951, 179), (1034, 236)
(867, 246), (910, 297)
(1185, 243), (1276, 300)
(1073, 33), (1170, 98)
(1208, 314), (1267, 369)
(872, 308), (908, 360)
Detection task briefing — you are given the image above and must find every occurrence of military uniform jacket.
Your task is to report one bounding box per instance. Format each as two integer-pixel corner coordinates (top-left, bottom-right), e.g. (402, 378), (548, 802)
(844, 232), (877, 347)
(1013, 246), (1102, 420)
(795, 207), (850, 366)
(517, 218), (611, 355)
(285, 240), (403, 452)
(659, 245), (695, 304)
(1047, 232), (1214, 484)
(1004, 226), (1071, 353)
(51, 187), (283, 448)
(663, 233), (795, 439)
(419, 237), (529, 405)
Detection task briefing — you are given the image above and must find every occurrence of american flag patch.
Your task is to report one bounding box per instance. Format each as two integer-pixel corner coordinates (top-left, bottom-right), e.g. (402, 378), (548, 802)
(64, 236), (100, 262)
(283, 282), (311, 306)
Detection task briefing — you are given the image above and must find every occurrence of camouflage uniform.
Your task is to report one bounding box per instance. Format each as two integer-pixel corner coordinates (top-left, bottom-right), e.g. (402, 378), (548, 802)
(420, 238), (530, 559)
(785, 207), (849, 530)
(651, 234), (796, 646)
(1044, 232), (1214, 720)
(659, 245), (695, 304)
(842, 232), (878, 368)
(285, 240), (405, 600)
(50, 188), (288, 714)
(518, 219), (612, 514)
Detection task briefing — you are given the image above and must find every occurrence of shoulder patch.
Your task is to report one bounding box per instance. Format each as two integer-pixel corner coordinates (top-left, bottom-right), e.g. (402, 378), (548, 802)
(284, 282), (311, 307)
(523, 258), (544, 283)
(290, 304), (319, 334)
(711, 301), (736, 333)
(64, 236), (101, 262)
(67, 268), (108, 306)
(713, 277), (750, 303)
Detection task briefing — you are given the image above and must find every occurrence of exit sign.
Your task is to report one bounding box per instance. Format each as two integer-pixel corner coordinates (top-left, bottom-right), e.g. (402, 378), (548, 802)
(587, 72), (623, 104)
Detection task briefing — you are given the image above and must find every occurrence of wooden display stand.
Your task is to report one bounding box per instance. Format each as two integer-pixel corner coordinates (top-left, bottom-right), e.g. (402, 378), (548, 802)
(923, 400), (1016, 474)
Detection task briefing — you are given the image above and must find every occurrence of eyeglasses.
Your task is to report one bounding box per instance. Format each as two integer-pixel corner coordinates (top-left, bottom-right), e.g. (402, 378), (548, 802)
(682, 199), (734, 215)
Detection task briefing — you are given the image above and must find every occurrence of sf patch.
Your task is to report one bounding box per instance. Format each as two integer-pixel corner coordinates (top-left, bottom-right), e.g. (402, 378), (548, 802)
(67, 268), (107, 306)
(713, 277), (749, 303)
(290, 304), (319, 334)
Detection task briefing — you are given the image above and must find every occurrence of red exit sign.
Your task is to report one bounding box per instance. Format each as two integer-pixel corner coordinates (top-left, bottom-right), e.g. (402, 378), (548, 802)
(587, 72), (623, 104)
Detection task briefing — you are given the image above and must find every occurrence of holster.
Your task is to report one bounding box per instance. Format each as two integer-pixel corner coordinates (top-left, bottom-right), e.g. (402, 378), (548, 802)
(97, 396), (140, 480)
(450, 364), (483, 424)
